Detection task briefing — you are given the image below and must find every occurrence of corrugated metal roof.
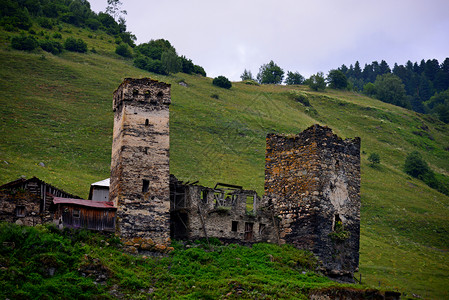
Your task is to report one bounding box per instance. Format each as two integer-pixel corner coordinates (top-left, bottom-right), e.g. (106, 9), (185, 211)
(53, 197), (116, 209)
(91, 178), (110, 187)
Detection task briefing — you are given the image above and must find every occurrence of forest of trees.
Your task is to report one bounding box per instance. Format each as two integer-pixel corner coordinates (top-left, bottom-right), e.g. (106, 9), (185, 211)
(338, 58), (449, 123)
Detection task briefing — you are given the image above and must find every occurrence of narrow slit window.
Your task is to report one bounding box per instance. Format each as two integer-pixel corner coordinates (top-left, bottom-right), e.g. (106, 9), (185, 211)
(231, 221), (238, 232)
(145, 119), (149, 126)
(333, 214), (342, 231)
(142, 179), (149, 193)
(201, 190), (208, 204)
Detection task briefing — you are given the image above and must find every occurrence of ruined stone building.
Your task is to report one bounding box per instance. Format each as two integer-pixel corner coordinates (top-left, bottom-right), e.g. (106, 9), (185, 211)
(0, 176), (80, 226)
(108, 78), (361, 280)
(0, 77), (361, 280)
(265, 127), (361, 280)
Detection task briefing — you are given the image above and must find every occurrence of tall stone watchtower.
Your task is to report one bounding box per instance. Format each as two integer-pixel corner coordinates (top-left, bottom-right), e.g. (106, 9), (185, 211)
(265, 124), (360, 281)
(110, 78), (171, 244)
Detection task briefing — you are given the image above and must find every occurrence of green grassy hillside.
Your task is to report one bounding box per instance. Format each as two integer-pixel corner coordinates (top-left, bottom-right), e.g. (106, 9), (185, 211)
(1, 23), (449, 299)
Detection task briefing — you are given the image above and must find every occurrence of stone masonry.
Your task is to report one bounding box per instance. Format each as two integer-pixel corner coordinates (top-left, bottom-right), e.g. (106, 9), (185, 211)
(265, 124), (361, 281)
(108, 78), (360, 280)
(170, 176), (277, 243)
(110, 78), (171, 244)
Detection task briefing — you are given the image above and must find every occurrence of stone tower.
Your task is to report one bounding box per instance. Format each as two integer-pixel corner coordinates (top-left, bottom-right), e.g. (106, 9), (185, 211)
(265, 124), (360, 281)
(110, 78), (171, 244)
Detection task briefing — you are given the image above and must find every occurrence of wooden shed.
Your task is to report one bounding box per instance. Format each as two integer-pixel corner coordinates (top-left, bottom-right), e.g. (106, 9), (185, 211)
(53, 197), (116, 232)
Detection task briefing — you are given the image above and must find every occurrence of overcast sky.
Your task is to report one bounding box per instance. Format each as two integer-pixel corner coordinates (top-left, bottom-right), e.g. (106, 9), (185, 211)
(88, 0), (449, 81)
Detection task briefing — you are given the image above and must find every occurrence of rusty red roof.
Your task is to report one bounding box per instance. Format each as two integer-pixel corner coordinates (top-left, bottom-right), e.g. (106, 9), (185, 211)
(53, 197), (116, 209)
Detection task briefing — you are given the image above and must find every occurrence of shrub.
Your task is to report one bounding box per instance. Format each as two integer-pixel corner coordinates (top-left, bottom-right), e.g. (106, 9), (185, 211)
(404, 151), (431, 179)
(64, 37), (87, 53)
(0, 11), (32, 30)
(11, 35), (39, 51)
(85, 18), (101, 30)
(368, 153), (380, 167)
(115, 43), (132, 58)
(37, 17), (53, 29)
(213, 76), (232, 89)
(40, 40), (63, 54)
(193, 65), (206, 77)
(243, 79), (259, 86)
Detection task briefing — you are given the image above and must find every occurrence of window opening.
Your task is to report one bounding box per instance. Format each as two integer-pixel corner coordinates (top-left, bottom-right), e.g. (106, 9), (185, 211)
(157, 91), (164, 98)
(16, 205), (25, 217)
(333, 214), (342, 231)
(259, 223), (266, 235)
(142, 179), (149, 193)
(73, 209), (80, 218)
(201, 190), (208, 204)
(144, 90), (151, 99)
(231, 221), (238, 232)
(133, 89), (138, 96)
(145, 119), (149, 126)
(246, 195), (255, 213)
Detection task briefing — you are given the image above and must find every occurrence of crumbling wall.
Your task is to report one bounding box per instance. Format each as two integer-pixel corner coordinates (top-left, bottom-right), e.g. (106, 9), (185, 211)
(110, 78), (171, 244)
(0, 191), (42, 226)
(265, 124), (360, 281)
(170, 176), (277, 243)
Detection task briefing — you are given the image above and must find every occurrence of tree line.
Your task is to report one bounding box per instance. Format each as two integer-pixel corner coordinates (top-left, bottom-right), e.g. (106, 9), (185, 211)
(240, 58), (449, 124)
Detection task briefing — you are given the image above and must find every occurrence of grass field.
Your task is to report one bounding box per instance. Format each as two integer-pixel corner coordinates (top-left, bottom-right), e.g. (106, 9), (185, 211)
(1, 22), (449, 298)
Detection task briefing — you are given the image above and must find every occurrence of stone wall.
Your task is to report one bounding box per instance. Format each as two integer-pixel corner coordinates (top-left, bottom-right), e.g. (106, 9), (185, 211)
(110, 78), (171, 244)
(170, 176), (277, 244)
(0, 191), (42, 226)
(265, 124), (360, 281)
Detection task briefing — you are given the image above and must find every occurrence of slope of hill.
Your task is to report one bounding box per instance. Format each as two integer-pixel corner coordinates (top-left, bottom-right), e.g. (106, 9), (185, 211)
(1, 24), (449, 298)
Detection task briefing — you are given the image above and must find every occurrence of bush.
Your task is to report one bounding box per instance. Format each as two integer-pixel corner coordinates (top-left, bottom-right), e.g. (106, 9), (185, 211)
(64, 37), (87, 53)
(193, 65), (206, 77)
(11, 35), (39, 51)
(85, 18), (101, 30)
(40, 40), (63, 54)
(37, 17), (53, 29)
(213, 76), (232, 89)
(404, 151), (431, 179)
(368, 153), (380, 167)
(52, 32), (62, 39)
(115, 43), (132, 58)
